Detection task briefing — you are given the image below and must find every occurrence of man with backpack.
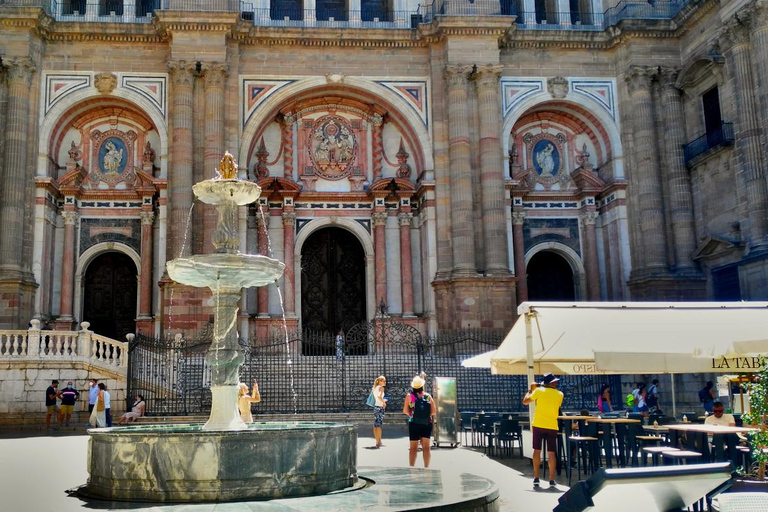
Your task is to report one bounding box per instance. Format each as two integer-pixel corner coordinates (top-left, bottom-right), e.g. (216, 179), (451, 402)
(646, 379), (660, 414)
(402, 375), (436, 467)
(523, 373), (564, 488)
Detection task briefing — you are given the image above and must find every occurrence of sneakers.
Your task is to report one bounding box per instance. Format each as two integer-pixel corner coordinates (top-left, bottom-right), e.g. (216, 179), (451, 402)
(533, 478), (540, 487)
(549, 480), (557, 488)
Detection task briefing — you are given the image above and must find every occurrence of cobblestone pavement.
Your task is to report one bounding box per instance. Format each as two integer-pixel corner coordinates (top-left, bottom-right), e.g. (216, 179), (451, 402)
(0, 425), (565, 512)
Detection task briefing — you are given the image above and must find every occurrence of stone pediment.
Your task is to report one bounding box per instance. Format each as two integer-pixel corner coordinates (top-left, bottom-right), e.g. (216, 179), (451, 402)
(691, 235), (743, 260)
(570, 166), (605, 192)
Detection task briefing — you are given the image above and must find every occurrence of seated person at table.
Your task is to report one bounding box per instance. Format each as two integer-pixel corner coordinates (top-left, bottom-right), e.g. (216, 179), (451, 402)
(704, 401), (735, 427)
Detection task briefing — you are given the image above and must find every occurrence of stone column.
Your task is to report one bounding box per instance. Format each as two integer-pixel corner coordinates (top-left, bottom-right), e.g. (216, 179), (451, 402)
(139, 211), (155, 318)
(625, 66), (668, 273)
(512, 211), (528, 304)
(281, 114), (295, 181)
(398, 212), (414, 316)
(580, 211), (601, 300)
(474, 64), (509, 275)
(445, 65), (476, 276)
(282, 211), (296, 315)
(168, 60), (197, 260)
(719, 19), (768, 245)
(372, 211), (388, 309)
(372, 114), (384, 180)
(752, 2), (768, 161)
(202, 63), (229, 253)
(659, 67), (697, 269)
(0, 58), (35, 276)
(257, 214), (269, 317)
(246, 212), (259, 316)
(58, 210), (78, 322)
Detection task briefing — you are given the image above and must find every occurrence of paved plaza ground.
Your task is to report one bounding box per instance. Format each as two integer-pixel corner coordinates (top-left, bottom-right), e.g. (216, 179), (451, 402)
(0, 424), (565, 512)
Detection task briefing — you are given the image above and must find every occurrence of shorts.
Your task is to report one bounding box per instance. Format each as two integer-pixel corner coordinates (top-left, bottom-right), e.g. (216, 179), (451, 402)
(532, 427), (558, 453)
(408, 421), (433, 441)
(60, 404), (74, 415)
(46, 405), (59, 414)
(637, 404), (649, 412)
(373, 406), (385, 428)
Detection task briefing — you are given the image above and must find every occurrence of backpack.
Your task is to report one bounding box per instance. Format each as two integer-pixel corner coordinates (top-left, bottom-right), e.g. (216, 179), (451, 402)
(647, 385), (658, 407)
(625, 393), (635, 408)
(411, 393), (432, 425)
(699, 388), (710, 402)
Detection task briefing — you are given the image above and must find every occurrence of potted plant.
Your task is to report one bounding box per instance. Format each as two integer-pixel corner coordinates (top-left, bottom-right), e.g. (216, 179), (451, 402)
(737, 354), (768, 489)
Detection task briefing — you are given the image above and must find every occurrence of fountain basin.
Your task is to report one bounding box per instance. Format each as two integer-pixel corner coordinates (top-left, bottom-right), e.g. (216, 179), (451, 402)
(166, 253), (285, 290)
(193, 179), (262, 205)
(86, 422), (357, 502)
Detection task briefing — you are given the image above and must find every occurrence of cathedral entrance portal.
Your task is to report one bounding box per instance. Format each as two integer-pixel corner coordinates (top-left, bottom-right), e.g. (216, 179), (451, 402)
(527, 250), (576, 300)
(81, 252), (137, 341)
(300, 227), (367, 343)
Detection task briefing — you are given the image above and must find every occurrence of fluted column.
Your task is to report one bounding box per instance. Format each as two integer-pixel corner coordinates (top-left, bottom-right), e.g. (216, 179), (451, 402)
(0, 58), (35, 275)
(246, 213), (259, 316)
(659, 67), (697, 269)
(512, 211), (528, 304)
(282, 211), (296, 315)
(58, 210), (78, 321)
(446, 65), (476, 276)
(719, 19), (768, 245)
(752, 2), (768, 163)
(398, 212), (414, 316)
(372, 211), (388, 309)
(372, 114), (384, 180)
(139, 211), (155, 318)
(625, 66), (668, 272)
(0, 67), (6, 171)
(474, 64), (509, 275)
(281, 114), (295, 180)
(202, 63), (229, 253)
(168, 60), (197, 260)
(581, 211), (601, 300)
(256, 214), (269, 317)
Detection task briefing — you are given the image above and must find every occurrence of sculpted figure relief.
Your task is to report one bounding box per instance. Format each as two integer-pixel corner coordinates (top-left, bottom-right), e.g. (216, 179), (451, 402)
(536, 142), (556, 177)
(102, 141), (124, 176)
(218, 151), (238, 180)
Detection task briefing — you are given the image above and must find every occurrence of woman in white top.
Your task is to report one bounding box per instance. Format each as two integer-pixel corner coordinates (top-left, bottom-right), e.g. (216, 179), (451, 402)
(372, 376), (387, 448)
(238, 381), (261, 423)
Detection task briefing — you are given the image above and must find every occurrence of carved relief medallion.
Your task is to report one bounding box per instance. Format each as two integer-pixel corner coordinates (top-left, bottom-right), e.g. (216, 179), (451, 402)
(307, 115), (357, 180)
(89, 129), (136, 187)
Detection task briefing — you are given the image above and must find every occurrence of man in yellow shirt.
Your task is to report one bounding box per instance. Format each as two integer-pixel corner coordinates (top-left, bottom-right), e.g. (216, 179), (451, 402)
(523, 373), (564, 488)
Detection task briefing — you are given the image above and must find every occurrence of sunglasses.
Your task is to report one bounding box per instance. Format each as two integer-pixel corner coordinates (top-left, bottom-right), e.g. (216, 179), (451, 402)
(713, 409), (725, 413)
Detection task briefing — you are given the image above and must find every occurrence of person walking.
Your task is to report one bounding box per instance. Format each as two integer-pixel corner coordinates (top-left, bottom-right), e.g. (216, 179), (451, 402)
(700, 381), (716, 413)
(371, 376), (387, 448)
(45, 379), (60, 430)
(402, 375), (436, 467)
(523, 373), (564, 488)
(88, 383), (107, 428)
(59, 382), (80, 427)
(86, 379), (98, 426)
(597, 384), (613, 413)
(103, 383), (112, 427)
(238, 381), (261, 423)
(631, 382), (646, 413)
(647, 379), (660, 414)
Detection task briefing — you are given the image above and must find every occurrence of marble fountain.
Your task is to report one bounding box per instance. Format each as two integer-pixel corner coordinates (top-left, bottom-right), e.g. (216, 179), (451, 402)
(81, 153), (498, 510)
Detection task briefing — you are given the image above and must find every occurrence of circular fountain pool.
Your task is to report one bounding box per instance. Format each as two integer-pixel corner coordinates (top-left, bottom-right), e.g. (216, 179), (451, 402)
(86, 422), (357, 502)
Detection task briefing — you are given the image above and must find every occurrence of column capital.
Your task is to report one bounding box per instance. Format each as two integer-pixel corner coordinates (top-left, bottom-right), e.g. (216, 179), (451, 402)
(445, 65), (473, 88)
(255, 213), (270, 228)
(281, 112), (296, 126)
(580, 211), (599, 226)
(717, 17), (752, 52)
(61, 210), (79, 225)
(398, 212), (413, 227)
(658, 66), (682, 91)
(625, 65), (656, 95)
(201, 62), (229, 90)
(473, 64), (503, 90)
(752, 0), (768, 29)
(140, 211), (155, 225)
(512, 211), (526, 225)
(372, 113), (384, 127)
(372, 211), (388, 226)
(282, 211), (296, 226)
(168, 60), (197, 87)
(4, 57), (35, 85)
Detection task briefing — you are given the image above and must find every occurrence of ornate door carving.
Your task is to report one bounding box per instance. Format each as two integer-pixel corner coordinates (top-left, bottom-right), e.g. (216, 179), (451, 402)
(82, 252), (137, 340)
(300, 227), (366, 341)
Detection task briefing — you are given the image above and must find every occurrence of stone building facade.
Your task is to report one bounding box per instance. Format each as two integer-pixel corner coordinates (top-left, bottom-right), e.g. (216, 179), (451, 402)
(1, 0), (767, 340)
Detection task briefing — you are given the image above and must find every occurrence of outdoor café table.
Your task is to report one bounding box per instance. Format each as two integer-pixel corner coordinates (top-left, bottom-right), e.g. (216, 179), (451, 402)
(665, 424), (757, 464)
(559, 416), (642, 471)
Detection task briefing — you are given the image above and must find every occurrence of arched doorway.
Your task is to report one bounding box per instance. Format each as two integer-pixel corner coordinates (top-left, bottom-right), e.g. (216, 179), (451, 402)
(301, 227), (367, 338)
(82, 252), (137, 340)
(527, 250), (576, 300)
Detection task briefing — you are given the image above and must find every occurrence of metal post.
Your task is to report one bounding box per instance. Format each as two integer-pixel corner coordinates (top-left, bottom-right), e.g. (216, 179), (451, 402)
(670, 373), (677, 418)
(379, 299), (387, 377)
(524, 308), (536, 420)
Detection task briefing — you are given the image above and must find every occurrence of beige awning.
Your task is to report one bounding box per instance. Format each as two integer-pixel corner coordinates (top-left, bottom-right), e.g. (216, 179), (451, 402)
(490, 302), (768, 376)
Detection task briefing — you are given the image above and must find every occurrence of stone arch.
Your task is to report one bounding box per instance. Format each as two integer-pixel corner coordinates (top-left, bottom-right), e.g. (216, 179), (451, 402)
(293, 217), (376, 326)
(502, 93), (624, 179)
(73, 242), (142, 323)
(239, 77), (433, 173)
(524, 242), (586, 300)
(38, 86), (168, 178)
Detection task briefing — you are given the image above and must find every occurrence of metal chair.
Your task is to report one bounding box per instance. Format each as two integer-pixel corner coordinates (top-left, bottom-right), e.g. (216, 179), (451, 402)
(459, 412), (474, 446)
(493, 419), (523, 458)
(568, 420), (600, 484)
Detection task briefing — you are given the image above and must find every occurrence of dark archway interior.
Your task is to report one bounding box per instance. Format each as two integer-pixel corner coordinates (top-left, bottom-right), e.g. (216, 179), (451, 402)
(82, 252), (137, 340)
(527, 250), (576, 301)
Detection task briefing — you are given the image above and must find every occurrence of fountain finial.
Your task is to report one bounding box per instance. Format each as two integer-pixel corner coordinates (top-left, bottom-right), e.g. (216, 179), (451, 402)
(218, 151), (238, 180)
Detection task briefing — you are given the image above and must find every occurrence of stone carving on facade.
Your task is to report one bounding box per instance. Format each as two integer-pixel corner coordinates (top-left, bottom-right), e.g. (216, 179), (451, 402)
(282, 212), (297, 226)
(396, 139), (412, 179)
(398, 212), (413, 227)
(201, 62), (229, 89)
(521, 131), (571, 190)
(88, 129), (137, 187)
(473, 64), (503, 90)
(444, 65), (473, 88)
(140, 211), (155, 226)
(61, 210), (79, 226)
(580, 211), (599, 226)
(67, 141), (83, 172)
(142, 141), (155, 173)
(574, 143), (593, 171)
(371, 211), (388, 226)
(325, 74), (345, 84)
(547, 76), (569, 99)
(4, 57), (36, 85)
(254, 137), (270, 179)
(511, 211), (526, 225)
(715, 15), (752, 53)
(168, 60), (197, 87)
(307, 115), (357, 180)
(625, 66), (656, 95)
(94, 72), (117, 94)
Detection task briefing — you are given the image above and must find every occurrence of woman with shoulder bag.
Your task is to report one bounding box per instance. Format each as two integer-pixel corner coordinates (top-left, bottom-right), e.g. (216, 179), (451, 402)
(371, 376), (387, 448)
(89, 383), (107, 428)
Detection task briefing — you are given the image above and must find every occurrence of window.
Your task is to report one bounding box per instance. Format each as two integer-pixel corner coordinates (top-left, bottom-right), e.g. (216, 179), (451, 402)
(712, 265), (741, 301)
(702, 87), (722, 142)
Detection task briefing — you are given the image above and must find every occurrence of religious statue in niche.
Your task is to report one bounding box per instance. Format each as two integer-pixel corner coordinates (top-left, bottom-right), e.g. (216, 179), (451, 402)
(307, 115), (357, 180)
(102, 140), (125, 177)
(533, 140), (558, 177)
(522, 131), (570, 190)
(89, 129), (136, 187)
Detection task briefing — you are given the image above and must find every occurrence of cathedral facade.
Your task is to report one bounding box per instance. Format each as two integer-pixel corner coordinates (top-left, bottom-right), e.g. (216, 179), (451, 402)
(0, 0), (766, 340)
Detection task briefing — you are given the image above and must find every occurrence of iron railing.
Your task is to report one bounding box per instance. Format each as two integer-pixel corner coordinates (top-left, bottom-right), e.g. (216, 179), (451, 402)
(128, 324), (621, 416)
(683, 121), (735, 167)
(50, 0), (159, 22)
(239, 5), (414, 28)
(516, 10), (604, 30)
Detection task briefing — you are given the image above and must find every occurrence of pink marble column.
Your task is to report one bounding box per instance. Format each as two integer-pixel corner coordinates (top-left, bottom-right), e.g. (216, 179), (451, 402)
(372, 114), (384, 180)
(372, 211), (388, 309)
(257, 214), (269, 317)
(282, 211), (296, 315)
(281, 114), (295, 180)
(58, 210), (78, 322)
(139, 210), (155, 318)
(581, 211), (601, 301)
(398, 211), (414, 316)
(512, 211), (528, 304)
